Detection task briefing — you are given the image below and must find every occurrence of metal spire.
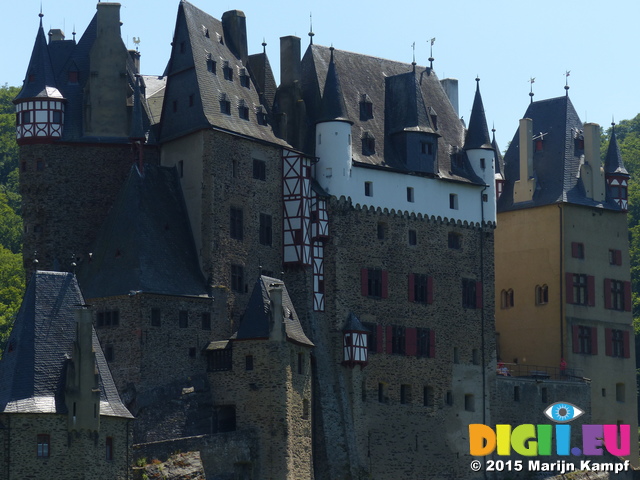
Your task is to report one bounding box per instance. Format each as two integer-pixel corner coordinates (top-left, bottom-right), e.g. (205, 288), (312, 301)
(564, 70), (570, 96)
(428, 37), (435, 69)
(529, 77), (535, 103)
(308, 13), (314, 45)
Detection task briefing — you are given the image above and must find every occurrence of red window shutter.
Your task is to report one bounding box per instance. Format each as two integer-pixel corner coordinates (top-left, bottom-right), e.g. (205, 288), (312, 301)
(475, 281), (483, 309)
(565, 273), (574, 304)
(381, 270), (389, 299)
(604, 279), (612, 309)
(361, 268), (368, 296)
(605, 328), (612, 356)
(427, 276), (434, 304)
(587, 275), (595, 307)
(590, 327), (598, 355)
(623, 330), (631, 358)
(572, 325), (580, 353)
(376, 325), (384, 353)
(408, 274), (415, 302)
(385, 325), (393, 354)
(624, 281), (632, 312)
(616, 250), (623, 266)
(429, 330), (436, 358)
(405, 327), (417, 356)
(571, 242), (580, 258)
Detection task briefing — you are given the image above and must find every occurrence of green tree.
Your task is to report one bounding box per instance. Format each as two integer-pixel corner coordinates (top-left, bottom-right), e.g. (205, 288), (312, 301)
(0, 85), (20, 185)
(0, 245), (24, 351)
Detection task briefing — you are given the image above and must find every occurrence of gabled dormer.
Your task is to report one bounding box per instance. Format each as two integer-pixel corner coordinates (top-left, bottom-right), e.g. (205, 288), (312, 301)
(604, 123), (630, 211)
(14, 13), (66, 145)
(384, 69), (440, 175)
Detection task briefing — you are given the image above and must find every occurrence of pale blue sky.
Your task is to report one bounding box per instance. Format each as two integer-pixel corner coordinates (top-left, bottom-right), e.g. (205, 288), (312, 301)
(3, 0), (639, 150)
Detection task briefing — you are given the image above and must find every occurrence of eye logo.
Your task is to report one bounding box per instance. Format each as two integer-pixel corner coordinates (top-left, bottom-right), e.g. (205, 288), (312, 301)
(543, 402), (584, 423)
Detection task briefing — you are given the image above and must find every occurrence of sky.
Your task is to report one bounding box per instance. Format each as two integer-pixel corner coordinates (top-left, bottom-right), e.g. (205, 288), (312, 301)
(2, 0), (639, 151)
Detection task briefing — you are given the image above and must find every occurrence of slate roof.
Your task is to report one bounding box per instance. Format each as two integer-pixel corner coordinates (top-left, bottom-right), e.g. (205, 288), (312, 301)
(14, 17), (62, 101)
(235, 276), (313, 347)
(604, 126), (628, 176)
(492, 129), (504, 179)
(464, 80), (492, 150)
(343, 312), (369, 333)
(16, 12), (155, 143)
(159, 1), (288, 146)
(497, 95), (622, 212)
(77, 164), (208, 299)
(300, 44), (481, 184)
(0, 271), (132, 418)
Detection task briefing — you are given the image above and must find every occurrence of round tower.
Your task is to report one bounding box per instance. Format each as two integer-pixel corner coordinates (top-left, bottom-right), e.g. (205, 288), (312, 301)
(315, 47), (353, 196)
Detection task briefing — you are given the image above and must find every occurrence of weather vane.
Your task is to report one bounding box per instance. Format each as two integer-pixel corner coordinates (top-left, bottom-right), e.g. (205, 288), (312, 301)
(529, 77), (535, 103)
(564, 70), (570, 95)
(428, 38), (435, 69)
(133, 37), (141, 51)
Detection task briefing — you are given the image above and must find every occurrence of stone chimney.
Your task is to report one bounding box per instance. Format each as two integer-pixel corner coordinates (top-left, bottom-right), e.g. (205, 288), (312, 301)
(85, 2), (129, 137)
(581, 123), (605, 201)
(48, 29), (65, 42)
(514, 117), (535, 203)
(222, 10), (248, 64)
(269, 283), (285, 342)
(440, 78), (459, 116)
(280, 36), (301, 88)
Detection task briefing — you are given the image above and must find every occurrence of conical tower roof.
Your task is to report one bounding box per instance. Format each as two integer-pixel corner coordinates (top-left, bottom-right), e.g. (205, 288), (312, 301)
(604, 125), (629, 176)
(14, 14), (63, 102)
(318, 47), (351, 124)
(464, 79), (492, 150)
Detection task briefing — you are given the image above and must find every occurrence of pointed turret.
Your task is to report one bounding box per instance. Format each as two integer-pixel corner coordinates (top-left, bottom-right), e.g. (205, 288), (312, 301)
(492, 127), (505, 199)
(14, 12), (66, 145)
(319, 47), (351, 124)
(604, 123), (630, 211)
(315, 47), (353, 195)
(464, 78), (492, 150)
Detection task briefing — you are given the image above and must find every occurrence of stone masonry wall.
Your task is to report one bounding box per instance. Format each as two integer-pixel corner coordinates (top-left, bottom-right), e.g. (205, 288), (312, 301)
(0, 413), (131, 480)
(20, 143), (160, 278)
(298, 197), (496, 480)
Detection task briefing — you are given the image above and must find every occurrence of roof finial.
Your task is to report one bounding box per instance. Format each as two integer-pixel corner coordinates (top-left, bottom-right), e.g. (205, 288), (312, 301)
(428, 37), (435, 69)
(564, 70), (570, 96)
(38, 2), (44, 24)
(411, 42), (416, 72)
(529, 77), (535, 103)
(262, 38), (267, 53)
(308, 12), (314, 45)
(329, 44), (334, 62)
(72, 24), (76, 42)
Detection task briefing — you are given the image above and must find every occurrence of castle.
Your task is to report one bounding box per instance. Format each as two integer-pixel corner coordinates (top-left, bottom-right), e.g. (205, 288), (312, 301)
(0, 1), (634, 479)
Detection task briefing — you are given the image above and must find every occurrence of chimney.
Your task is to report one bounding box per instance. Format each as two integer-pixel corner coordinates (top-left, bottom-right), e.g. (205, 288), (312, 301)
(221, 10), (248, 64)
(48, 29), (65, 42)
(269, 283), (285, 342)
(96, 2), (122, 41)
(128, 50), (141, 75)
(582, 123), (605, 201)
(513, 117), (535, 203)
(440, 78), (459, 116)
(280, 36), (301, 88)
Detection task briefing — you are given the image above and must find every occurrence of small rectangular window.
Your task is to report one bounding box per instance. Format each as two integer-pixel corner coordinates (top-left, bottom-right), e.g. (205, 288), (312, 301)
(423, 386), (434, 407)
(151, 308), (161, 327)
(514, 386), (520, 402)
(364, 181), (373, 197)
(105, 437), (113, 461)
(571, 242), (585, 259)
(408, 230), (417, 246)
(449, 193), (458, 210)
(230, 207), (243, 240)
(406, 187), (414, 203)
(207, 59), (216, 73)
(253, 159), (266, 180)
(245, 355), (254, 371)
(462, 278), (477, 309)
(179, 310), (188, 328)
(400, 384), (412, 404)
(464, 394), (475, 412)
(223, 64), (233, 81)
(448, 232), (462, 249)
(378, 383), (388, 404)
(377, 222), (386, 240)
(297, 352), (304, 374)
(259, 213), (272, 246)
(201, 312), (211, 330)
(37, 434), (50, 458)
(105, 345), (114, 362)
(391, 326), (406, 354)
(231, 264), (244, 293)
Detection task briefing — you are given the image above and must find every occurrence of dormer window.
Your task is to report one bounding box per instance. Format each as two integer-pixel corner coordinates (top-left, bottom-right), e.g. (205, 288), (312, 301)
(256, 106), (268, 126)
(359, 94), (373, 120)
(206, 54), (216, 74)
(216, 33), (224, 44)
(362, 132), (375, 156)
(239, 68), (250, 88)
(428, 106), (438, 130)
(238, 99), (249, 120)
(202, 25), (210, 38)
(421, 142), (433, 155)
(223, 61), (233, 81)
(219, 93), (231, 115)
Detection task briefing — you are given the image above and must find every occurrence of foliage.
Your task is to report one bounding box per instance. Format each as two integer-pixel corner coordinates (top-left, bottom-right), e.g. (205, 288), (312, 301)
(0, 85), (19, 185)
(0, 245), (24, 350)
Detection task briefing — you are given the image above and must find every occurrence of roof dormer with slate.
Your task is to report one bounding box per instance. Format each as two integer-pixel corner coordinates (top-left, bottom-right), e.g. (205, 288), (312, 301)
(159, 1), (287, 146)
(0, 271), (132, 422)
